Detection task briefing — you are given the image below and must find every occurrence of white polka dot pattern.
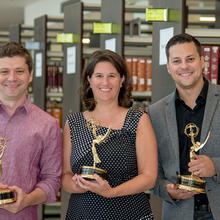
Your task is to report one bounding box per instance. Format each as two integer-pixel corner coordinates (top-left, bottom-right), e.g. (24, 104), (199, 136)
(66, 108), (153, 220)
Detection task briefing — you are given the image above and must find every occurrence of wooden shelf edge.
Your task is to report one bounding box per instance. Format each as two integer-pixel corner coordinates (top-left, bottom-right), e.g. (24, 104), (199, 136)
(132, 91), (151, 98)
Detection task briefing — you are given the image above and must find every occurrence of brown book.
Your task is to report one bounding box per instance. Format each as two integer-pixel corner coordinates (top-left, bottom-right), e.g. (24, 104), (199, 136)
(124, 57), (133, 85)
(202, 45), (211, 81)
(210, 46), (219, 85)
(52, 104), (62, 128)
(137, 57), (146, 91)
(52, 66), (58, 92)
(132, 57), (138, 91)
(146, 58), (152, 91)
(46, 102), (53, 115)
(58, 66), (63, 93)
(46, 66), (53, 92)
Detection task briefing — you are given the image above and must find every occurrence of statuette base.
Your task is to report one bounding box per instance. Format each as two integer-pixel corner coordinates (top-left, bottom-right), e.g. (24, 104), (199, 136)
(0, 189), (15, 205)
(79, 166), (107, 180)
(176, 175), (206, 194)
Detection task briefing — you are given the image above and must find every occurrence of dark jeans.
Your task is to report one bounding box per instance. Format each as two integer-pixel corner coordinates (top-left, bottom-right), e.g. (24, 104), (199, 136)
(194, 210), (214, 220)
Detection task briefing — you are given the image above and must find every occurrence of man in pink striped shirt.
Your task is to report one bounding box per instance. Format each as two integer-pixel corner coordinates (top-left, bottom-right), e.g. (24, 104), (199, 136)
(0, 42), (62, 220)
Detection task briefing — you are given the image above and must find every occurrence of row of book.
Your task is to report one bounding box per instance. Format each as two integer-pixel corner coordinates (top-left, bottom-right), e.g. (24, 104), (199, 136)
(125, 57), (152, 92)
(46, 65), (63, 93)
(202, 45), (220, 85)
(46, 101), (63, 128)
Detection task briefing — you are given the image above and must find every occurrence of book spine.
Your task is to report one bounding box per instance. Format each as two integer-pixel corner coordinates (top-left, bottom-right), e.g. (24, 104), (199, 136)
(210, 46), (219, 85)
(202, 45), (211, 81)
(146, 58), (152, 92)
(58, 66), (63, 93)
(124, 57), (133, 86)
(52, 66), (58, 92)
(132, 57), (138, 91)
(137, 57), (146, 91)
(46, 65), (52, 92)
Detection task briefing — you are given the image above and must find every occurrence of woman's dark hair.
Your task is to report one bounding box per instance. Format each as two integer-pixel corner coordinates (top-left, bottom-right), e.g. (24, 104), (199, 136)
(81, 49), (132, 111)
(166, 33), (202, 61)
(0, 41), (33, 72)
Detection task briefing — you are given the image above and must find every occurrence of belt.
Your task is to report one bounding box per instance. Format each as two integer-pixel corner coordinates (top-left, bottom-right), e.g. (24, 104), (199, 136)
(194, 204), (211, 212)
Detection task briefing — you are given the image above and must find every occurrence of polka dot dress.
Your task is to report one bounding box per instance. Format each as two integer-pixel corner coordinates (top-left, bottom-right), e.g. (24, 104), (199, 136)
(66, 108), (153, 220)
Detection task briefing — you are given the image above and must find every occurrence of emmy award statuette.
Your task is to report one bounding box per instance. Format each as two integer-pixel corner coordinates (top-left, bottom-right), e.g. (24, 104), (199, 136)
(79, 119), (112, 180)
(0, 137), (15, 204)
(176, 123), (210, 193)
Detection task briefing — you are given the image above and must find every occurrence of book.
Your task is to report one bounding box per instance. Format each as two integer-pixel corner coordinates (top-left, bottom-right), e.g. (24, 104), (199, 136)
(210, 46), (219, 85)
(46, 65), (53, 92)
(52, 66), (58, 92)
(58, 66), (63, 93)
(137, 57), (146, 91)
(202, 45), (211, 81)
(124, 57), (133, 87)
(132, 57), (138, 91)
(146, 58), (152, 91)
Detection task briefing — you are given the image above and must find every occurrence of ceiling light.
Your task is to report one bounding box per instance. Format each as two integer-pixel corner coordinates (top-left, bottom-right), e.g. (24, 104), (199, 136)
(200, 17), (216, 22)
(82, 38), (90, 44)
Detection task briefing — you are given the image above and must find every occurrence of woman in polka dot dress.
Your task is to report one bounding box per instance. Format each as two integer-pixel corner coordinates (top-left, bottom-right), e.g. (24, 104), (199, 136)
(62, 50), (158, 220)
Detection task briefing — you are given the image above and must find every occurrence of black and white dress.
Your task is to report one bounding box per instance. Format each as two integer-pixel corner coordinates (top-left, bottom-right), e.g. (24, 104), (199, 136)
(66, 108), (153, 220)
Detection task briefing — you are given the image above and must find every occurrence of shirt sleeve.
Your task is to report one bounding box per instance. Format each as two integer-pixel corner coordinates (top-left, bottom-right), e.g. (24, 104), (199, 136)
(35, 120), (62, 203)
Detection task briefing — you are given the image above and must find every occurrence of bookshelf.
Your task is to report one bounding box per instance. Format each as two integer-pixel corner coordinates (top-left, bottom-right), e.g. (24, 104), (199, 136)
(8, 24), (33, 49)
(9, 24), (33, 44)
(187, 0), (215, 29)
(150, 0), (187, 104)
(32, 14), (64, 220)
(185, 1), (220, 85)
(33, 14), (64, 130)
(185, 28), (220, 85)
(124, 7), (153, 109)
(8, 24), (35, 102)
(186, 28), (220, 44)
(42, 2), (154, 110)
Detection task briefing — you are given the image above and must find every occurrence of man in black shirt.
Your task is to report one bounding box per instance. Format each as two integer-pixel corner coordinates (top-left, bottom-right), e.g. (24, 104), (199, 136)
(148, 33), (219, 220)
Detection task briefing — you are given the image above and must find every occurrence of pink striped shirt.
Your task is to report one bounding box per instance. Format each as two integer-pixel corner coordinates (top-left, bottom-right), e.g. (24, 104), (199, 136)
(0, 97), (62, 220)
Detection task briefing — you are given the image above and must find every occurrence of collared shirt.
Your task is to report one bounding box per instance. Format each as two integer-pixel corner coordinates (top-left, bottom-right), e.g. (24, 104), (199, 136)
(175, 79), (208, 175)
(175, 78), (209, 207)
(0, 96), (62, 220)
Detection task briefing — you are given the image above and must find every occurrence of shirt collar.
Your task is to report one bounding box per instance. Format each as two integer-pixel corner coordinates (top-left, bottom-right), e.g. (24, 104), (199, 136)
(175, 78), (208, 104)
(22, 95), (32, 114)
(0, 95), (32, 115)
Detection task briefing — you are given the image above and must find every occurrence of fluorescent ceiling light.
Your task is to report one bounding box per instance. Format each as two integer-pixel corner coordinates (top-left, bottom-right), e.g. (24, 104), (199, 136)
(82, 38), (90, 44)
(200, 16), (216, 22)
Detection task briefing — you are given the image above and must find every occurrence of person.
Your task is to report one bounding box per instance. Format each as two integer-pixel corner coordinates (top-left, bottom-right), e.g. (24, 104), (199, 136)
(0, 41), (62, 219)
(148, 33), (220, 220)
(62, 49), (158, 219)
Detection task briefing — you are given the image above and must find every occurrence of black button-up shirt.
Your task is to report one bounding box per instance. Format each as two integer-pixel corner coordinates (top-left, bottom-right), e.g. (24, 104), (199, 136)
(175, 78), (209, 206)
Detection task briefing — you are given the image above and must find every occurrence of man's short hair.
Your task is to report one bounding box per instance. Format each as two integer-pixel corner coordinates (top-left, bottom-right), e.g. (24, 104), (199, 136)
(166, 33), (202, 61)
(0, 41), (33, 72)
